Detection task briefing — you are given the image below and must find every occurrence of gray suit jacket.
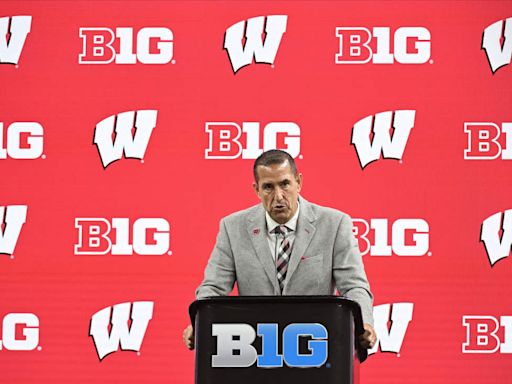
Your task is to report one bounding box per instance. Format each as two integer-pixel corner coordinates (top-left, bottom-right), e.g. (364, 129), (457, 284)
(196, 196), (374, 325)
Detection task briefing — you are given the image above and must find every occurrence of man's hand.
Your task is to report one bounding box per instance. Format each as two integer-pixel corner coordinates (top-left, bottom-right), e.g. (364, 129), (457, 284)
(183, 324), (194, 350)
(359, 323), (377, 349)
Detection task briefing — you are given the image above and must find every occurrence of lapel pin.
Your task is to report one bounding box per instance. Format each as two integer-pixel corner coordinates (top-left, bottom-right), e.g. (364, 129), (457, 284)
(253, 229), (260, 235)
(301, 256), (306, 261)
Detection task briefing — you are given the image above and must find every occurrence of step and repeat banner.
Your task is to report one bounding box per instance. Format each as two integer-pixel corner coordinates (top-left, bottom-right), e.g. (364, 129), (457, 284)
(1, 1), (511, 383)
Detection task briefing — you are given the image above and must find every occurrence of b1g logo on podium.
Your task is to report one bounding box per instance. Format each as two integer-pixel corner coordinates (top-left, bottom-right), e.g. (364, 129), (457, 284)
(205, 121), (301, 159)
(353, 218), (430, 257)
(464, 122), (512, 160)
(224, 15), (287, 73)
(79, 27), (174, 64)
(0, 122), (44, 160)
(0, 16), (31, 65)
(335, 26), (431, 64)
(463, 316), (512, 354)
(74, 217), (171, 256)
(211, 323), (328, 368)
(480, 209), (512, 266)
(0, 313), (40, 351)
(482, 17), (512, 73)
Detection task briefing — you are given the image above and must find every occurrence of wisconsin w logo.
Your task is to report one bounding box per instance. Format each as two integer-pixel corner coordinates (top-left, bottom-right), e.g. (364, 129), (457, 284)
(481, 209), (512, 266)
(351, 110), (415, 169)
(369, 303), (414, 355)
(482, 17), (512, 74)
(224, 15), (288, 73)
(0, 16), (32, 65)
(93, 110), (157, 168)
(0, 205), (27, 257)
(89, 301), (154, 360)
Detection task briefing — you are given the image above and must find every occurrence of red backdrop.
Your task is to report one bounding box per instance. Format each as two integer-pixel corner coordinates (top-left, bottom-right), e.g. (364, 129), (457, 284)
(1, 1), (511, 383)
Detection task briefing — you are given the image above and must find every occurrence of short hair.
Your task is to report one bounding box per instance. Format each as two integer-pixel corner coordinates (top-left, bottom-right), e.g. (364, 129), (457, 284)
(253, 150), (298, 182)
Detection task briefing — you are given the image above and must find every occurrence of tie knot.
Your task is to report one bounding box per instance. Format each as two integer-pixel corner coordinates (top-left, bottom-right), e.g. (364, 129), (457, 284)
(273, 225), (289, 235)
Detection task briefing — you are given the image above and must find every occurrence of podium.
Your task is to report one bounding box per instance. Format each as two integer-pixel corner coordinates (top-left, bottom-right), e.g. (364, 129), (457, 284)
(189, 296), (367, 384)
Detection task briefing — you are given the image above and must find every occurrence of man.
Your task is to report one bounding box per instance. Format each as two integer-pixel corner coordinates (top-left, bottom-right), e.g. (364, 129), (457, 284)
(183, 150), (376, 349)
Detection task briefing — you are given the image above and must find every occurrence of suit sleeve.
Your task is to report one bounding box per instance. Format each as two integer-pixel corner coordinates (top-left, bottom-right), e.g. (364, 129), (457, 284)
(333, 214), (374, 326)
(196, 218), (236, 299)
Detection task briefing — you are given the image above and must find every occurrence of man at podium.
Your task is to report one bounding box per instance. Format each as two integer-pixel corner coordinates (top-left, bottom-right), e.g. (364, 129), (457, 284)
(184, 150), (376, 350)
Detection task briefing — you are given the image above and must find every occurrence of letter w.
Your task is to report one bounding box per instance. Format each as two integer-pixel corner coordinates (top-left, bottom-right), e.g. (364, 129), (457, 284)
(482, 17), (512, 74)
(224, 15), (287, 73)
(0, 205), (28, 256)
(0, 16), (31, 65)
(351, 110), (415, 169)
(93, 110), (157, 168)
(89, 301), (154, 360)
(481, 209), (512, 266)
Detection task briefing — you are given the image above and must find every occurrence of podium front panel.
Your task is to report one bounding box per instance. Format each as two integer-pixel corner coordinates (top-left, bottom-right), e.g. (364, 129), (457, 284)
(192, 297), (361, 384)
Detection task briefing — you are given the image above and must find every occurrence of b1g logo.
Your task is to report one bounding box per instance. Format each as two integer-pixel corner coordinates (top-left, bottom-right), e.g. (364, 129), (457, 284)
(463, 316), (512, 354)
(335, 27), (431, 64)
(0, 205), (28, 257)
(0, 16), (31, 65)
(352, 218), (430, 257)
(0, 122), (44, 159)
(89, 301), (154, 360)
(480, 209), (512, 266)
(205, 121), (300, 159)
(369, 303), (414, 355)
(0, 313), (40, 351)
(94, 110), (157, 168)
(212, 323), (327, 368)
(464, 122), (512, 160)
(79, 27), (173, 64)
(482, 17), (512, 73)
(351, 110), (415, 169)
(224, 15), (287, 73)
(74, 217), (171, 256)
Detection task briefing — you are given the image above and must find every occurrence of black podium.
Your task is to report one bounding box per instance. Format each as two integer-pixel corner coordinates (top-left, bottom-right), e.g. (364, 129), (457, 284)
(189, 296), (367, 384)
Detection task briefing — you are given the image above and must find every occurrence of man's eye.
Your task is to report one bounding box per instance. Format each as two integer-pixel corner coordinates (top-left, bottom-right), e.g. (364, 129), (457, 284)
(263, 185), (272, 190)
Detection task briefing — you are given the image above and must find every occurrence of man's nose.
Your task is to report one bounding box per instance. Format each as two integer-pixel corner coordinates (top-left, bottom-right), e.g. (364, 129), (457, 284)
(274, 186), (284, 200)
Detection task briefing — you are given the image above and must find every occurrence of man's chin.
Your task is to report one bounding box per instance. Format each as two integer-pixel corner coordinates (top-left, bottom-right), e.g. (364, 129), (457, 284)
(270, 210), (290, 224)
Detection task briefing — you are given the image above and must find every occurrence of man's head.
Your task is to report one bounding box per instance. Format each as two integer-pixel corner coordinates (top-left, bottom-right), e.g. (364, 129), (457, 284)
(253, 150), (302, 224)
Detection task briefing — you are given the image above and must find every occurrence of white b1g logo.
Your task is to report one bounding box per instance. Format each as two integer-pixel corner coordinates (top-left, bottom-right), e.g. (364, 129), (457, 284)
(0, 313), (39, 351)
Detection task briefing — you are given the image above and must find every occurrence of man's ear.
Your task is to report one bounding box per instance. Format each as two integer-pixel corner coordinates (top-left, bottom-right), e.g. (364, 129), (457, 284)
(253, 181), (259, 195)
(296, 173), (303, 192)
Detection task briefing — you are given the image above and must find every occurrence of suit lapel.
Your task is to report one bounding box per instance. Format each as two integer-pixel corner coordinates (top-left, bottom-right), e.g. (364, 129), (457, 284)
(247, 204), (279, 292)
(284, 196), (316, 287)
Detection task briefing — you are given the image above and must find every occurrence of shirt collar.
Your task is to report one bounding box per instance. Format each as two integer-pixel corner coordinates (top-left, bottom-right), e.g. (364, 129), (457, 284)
(265, 200), (300, 234)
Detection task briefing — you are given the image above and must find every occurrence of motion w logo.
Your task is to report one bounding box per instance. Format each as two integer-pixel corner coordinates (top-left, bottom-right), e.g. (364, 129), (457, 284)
(224, 15), (288, 73)
(351, 110), (415, 169)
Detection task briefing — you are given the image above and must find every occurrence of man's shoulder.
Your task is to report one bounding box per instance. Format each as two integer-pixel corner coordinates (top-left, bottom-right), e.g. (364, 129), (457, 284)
(302, 197), (352, 222)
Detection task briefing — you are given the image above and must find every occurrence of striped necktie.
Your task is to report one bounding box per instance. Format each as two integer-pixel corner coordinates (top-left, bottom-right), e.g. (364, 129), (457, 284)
(273, 225), (291, 293)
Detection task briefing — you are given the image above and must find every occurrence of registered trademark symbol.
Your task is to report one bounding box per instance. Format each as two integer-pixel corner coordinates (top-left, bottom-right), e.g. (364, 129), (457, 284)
(428, 251), (432, 256)
(171, 59), (176, 64)
(397, 353), (401, 357)
(140, 159), (145, 164)
(429, 59), (434, 64)
(37, 346), (42, 351)
(41, 154), (46, 159)
(399, 160), (403, 164)
(298, 154), (303, 160)
(168, 251), (173, 256)
(137, 352), (141, 356)
(326, 363), (331, 368)
(15, 65), (19, 69)
(10, 255), (14, 260)
(271, 64), (275, 68)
